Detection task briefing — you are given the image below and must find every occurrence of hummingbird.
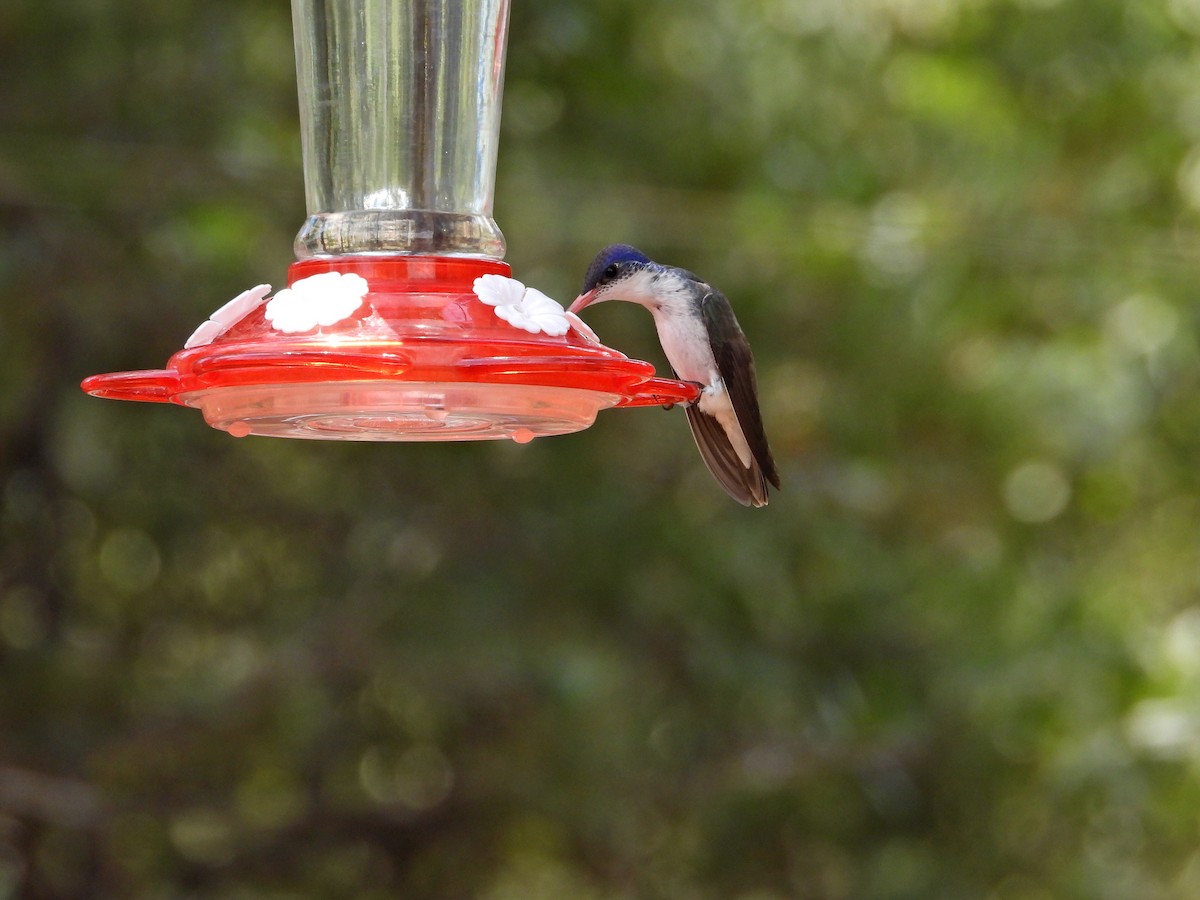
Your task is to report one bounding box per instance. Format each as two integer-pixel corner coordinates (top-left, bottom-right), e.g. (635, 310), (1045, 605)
(570, 244), (780, 507)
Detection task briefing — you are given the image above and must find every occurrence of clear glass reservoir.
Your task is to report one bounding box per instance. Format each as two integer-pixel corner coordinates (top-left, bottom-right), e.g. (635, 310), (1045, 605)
(291, 0), (510, 259)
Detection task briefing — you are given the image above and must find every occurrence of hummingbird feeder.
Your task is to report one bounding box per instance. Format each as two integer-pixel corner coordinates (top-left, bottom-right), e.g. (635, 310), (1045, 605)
(81, 0), (698, 441)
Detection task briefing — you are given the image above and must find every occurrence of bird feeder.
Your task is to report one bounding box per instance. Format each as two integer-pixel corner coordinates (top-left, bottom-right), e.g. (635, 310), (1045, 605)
(81, 0), (698, 441)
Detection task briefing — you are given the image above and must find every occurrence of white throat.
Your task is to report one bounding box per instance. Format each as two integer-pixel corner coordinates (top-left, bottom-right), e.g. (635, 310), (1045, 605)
(607, 267), (692, 315)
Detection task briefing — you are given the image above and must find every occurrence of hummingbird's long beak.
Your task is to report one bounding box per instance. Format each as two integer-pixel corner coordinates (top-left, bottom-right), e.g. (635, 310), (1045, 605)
(568, 290), (595, 314)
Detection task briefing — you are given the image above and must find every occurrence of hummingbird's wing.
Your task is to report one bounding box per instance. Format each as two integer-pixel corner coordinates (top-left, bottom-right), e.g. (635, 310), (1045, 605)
(695, 289), (781, 502)
(684, 402), (770, 506)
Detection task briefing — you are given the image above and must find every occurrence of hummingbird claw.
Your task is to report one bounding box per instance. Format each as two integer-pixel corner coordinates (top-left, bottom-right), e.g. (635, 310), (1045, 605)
(676, 381), (705, 409)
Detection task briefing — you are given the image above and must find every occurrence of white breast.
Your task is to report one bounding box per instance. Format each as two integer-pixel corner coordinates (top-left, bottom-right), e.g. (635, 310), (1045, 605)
(648, 295), (754, 470)
(650, 303), (719, 386)
(616, 270), (710, 383)
(604, 267), (753, 467)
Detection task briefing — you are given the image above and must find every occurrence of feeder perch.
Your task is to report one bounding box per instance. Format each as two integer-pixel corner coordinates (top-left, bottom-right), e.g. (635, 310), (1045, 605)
(81, 0), (699, 441)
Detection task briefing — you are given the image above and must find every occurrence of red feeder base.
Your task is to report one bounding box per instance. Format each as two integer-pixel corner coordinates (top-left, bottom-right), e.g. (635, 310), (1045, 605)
(81, 256), (700, 442)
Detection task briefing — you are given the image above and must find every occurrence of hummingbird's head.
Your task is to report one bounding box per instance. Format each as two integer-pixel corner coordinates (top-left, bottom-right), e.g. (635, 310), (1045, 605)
(569, 244), (655, 313)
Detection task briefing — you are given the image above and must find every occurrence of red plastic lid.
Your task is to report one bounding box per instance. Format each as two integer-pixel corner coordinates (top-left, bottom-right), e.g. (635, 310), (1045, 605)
(81, 256), (699, 442)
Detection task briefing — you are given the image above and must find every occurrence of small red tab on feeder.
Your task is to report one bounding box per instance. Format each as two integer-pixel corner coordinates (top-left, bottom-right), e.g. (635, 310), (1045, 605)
(81, 256), (700, 442)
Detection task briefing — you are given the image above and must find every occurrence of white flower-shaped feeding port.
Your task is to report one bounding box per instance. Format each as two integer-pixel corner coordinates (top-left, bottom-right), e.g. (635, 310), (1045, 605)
(265, 271), (369, 334)
(185, 284), (272, 349)
(472, 274), (599, 342)
(183, 273), (371, 349)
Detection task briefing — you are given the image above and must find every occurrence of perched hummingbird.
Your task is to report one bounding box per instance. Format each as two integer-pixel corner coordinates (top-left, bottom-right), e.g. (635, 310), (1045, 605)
(570, 244), (780, 507)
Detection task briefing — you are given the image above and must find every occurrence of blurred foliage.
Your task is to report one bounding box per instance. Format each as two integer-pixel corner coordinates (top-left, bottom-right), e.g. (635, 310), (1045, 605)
(5, 0), (1200, 896)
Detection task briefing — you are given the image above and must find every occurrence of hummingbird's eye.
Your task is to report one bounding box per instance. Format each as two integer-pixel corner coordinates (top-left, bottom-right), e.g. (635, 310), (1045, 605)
(602, 263), (620, 281)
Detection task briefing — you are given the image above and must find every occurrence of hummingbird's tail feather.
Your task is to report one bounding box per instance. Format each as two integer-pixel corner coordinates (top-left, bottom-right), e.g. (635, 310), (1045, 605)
(685, 406), (771, 507)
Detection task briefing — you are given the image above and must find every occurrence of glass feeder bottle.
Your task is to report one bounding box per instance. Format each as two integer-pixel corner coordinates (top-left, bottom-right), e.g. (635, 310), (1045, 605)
(291, 0), (508, 259)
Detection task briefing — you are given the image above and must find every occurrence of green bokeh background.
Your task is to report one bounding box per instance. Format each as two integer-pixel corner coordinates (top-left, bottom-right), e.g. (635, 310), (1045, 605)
(5, 0), (1200, 896)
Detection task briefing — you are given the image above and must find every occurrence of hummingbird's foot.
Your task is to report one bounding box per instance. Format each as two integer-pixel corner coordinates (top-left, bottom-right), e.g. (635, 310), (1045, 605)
(676, 381), (706, 409)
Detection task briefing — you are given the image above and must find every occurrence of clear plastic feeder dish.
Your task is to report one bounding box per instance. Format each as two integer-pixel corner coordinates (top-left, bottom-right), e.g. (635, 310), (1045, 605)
(81, 256), (700, 442)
